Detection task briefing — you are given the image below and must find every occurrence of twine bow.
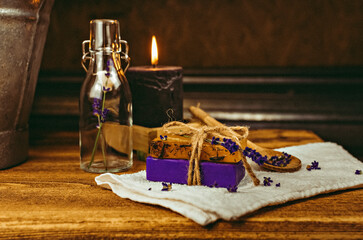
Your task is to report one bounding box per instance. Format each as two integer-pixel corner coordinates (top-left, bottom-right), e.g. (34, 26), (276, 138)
(162, 121), (260, 186)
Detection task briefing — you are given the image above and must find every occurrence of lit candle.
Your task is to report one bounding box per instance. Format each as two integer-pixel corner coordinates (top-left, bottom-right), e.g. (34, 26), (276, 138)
(126, 36), (183, 128)
(151, 35), (158, 66)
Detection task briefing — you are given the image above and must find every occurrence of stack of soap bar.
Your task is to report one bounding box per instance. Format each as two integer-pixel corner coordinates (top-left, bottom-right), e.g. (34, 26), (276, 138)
(146, 135), (246, 188)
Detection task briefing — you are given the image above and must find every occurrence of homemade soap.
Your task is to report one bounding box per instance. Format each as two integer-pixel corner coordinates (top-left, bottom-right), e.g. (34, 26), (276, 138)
(149, 135), (246, 164)
(146, 134), (247, 188)
(146, 156), (245, 188)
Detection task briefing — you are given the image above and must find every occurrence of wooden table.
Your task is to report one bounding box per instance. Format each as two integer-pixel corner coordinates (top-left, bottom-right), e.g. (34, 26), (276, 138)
(1, 129), (362, 239)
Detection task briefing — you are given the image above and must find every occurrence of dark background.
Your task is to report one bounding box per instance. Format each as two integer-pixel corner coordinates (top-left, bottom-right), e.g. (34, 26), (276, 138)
(31, 0), (363, 158)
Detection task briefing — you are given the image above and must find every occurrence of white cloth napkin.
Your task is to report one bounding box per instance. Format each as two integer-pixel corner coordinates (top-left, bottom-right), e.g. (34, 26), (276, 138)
(95, 142), (363, 226)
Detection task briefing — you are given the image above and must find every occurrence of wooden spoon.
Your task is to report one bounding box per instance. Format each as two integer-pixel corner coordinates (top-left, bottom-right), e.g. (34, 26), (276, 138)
(189, 106), (301, 172)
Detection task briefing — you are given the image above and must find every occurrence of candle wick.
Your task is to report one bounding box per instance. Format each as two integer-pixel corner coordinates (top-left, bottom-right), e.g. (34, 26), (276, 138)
(152, 64), (156, 68)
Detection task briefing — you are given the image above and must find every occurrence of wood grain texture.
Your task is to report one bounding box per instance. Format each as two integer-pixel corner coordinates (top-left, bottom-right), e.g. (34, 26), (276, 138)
(1, 130), (362, 239)
(41, 0), (363, 71)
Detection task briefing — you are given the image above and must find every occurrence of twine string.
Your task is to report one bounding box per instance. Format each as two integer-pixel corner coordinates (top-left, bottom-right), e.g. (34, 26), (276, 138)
(162, 121), (260, 186)
(166, 108), (176, 122)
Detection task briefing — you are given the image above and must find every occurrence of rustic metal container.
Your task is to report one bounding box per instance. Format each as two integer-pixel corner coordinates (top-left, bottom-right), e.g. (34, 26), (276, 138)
(0, 0), (54, 169)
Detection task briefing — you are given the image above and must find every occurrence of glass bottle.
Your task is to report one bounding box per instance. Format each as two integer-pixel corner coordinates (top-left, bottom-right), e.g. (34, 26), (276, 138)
(79, 19), (132, 173)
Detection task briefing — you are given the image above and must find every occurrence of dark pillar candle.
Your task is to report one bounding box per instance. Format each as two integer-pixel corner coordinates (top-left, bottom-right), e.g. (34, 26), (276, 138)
(126, 66), (183, 128)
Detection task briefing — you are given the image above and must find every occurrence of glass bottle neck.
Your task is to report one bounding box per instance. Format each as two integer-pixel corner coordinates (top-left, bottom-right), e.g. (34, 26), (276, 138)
(88, 51), (125, 99)
(90, 52), (121, 73)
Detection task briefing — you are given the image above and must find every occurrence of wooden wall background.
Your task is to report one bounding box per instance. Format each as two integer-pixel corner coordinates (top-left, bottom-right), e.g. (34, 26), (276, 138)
(32, 0), (363, 159)
(41, 0), (363, 72)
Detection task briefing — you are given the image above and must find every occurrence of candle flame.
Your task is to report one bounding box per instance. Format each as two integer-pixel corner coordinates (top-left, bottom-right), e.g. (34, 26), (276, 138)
(151, 35), (158, 66)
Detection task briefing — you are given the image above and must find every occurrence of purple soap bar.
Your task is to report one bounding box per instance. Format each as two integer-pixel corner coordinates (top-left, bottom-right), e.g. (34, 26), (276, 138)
(146, 156), (245, 188)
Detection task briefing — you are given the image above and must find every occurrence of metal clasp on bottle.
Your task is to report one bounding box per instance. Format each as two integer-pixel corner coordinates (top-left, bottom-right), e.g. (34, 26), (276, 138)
(81, 39), (130, 73)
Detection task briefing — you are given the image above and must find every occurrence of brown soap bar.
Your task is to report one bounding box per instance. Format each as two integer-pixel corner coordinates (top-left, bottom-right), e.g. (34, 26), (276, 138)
(149, 135), (246, 163)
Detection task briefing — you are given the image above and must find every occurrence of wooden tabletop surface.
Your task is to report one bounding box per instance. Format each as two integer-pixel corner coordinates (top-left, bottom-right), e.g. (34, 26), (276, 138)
(1, 129), (362, 239)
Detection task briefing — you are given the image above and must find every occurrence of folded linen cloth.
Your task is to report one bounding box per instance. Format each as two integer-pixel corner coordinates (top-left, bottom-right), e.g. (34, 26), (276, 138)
(95, 142), (363, 226)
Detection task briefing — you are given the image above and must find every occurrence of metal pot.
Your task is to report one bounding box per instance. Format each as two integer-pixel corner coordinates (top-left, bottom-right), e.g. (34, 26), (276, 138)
(0, 0), (54, 169)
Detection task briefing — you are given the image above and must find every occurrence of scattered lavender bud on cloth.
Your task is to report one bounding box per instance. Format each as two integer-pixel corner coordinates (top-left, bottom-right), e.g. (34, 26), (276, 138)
(263, 177), (273, 186)
(355, 170), (362, 175)
(306, 160), (321, 171)
(227, 185), (238, 192)
(209, 182), (219, 188)
(161, 182), (172, 191)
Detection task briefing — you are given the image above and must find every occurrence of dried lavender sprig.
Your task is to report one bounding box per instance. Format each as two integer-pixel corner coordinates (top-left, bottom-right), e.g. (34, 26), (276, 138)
(243, 147), (267, 166)
(210, 137), (239, 154)
(242, 147), (292, 167)
(267, 152), (292, 167)
(211, 136), (220, 145)
(88, 62), (112, 169)
(221, 138), (239, 154)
